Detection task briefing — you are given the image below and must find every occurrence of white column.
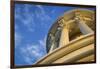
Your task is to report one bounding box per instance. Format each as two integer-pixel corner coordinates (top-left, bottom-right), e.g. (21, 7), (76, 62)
(59, 19), (69, 47)
(49, 43), (55, 53)
(75, 12), (94, 35)
(49, 34), (55, 53)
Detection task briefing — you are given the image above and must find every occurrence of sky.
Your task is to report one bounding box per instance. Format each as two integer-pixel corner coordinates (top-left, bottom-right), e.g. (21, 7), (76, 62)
(14, 3), (95, 66)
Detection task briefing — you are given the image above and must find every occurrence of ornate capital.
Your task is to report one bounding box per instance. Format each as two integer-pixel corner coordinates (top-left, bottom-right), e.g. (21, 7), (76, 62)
(74, 12), (85, 23)
(58, 19), (69, 29)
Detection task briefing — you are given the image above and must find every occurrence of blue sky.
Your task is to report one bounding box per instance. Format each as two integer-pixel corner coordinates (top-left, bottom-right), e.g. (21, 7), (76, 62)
(14, 3), (95, 65)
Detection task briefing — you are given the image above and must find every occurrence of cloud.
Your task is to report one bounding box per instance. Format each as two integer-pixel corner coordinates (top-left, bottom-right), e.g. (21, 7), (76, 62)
(15, 4), (53, 33)
(51, 9), (56, 14)
(15, 21), (22, 48)
(35, 5), (52, 27)
(15, 4), (35, 32)
(20, 45), (46, 64)
(24, 57), (33, 64)
(15, 32), (22, 48)
(15, 4), (51, 64)
(39, 36), (47, 48)
(21, 13), (35, 32)
(20, 36), (47, 64)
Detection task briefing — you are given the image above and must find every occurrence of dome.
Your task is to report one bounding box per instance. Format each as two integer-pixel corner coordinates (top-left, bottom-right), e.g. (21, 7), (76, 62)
(46, 9), (95, 53)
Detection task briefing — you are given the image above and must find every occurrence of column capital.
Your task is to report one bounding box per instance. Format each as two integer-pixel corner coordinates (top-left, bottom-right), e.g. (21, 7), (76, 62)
(58, 19), (69, 29)
(74, 12), (93, 34)
(74, 12), (85, 23)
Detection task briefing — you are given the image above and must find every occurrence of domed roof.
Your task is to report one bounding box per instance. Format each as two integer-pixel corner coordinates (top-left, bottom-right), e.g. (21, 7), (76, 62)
(46, 9), (95, 53)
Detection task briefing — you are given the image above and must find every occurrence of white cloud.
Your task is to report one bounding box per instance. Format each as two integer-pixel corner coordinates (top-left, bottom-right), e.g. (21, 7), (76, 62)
(36, 5), (43, 10)
(35, 5), (52, 26)
(39, 40), (45, 47)
(51, 9), (56, 14)
(19, 36), (47, 64)
(15, 32), (22, 48)
(15, 4), (50, 64)
(24, 57), (33, 64)
(15, 4), (35, 32)
(15, 24), (19, 30)
(39, 36), (47, 48)
(15, 4), (53, 33)
(15, 23), (22, 48)
(21, 13), (35, 32)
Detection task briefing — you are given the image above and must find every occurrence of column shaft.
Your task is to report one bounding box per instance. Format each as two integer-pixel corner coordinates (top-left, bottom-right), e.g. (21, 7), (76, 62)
(49, 43), (55, 53)
(78, 20), (93, 35)
(59, 26), (69, 47)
